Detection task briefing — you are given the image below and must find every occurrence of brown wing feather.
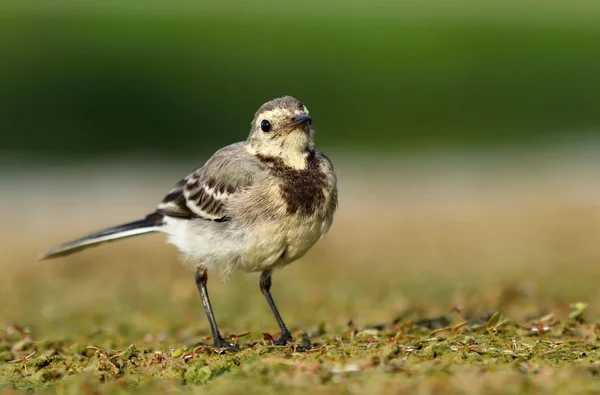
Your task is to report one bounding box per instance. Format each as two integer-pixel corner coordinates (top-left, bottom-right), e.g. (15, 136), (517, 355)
(156, 143), (256, 222)
(157, 169), (246, 222)
(157, 178), (194, 219)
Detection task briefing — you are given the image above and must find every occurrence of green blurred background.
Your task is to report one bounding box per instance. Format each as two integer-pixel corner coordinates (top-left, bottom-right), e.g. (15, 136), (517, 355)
(1, 0), (599, 164)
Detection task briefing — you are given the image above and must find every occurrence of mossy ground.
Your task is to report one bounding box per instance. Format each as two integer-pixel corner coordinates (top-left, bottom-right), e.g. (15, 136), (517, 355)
(2, 162), (600, 394)
(2, 305), (600, 394)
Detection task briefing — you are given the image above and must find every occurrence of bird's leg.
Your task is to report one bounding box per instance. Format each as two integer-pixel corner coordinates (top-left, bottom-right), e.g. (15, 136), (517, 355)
(194, 266), (238, 351)
(259, 270), (294, 345)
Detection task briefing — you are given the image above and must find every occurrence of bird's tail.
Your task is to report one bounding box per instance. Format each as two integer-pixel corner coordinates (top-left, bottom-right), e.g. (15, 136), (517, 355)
(39, 212), (164, 261)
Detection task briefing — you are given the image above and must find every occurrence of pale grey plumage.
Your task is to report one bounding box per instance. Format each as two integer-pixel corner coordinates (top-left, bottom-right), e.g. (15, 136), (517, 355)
(156, 143), (257, 222)
(159, 140), (336, 276)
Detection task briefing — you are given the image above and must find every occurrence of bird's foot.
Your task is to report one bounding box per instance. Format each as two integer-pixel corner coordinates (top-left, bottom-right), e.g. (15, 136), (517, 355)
(290, 344), (316, 352)
(212, 336), (240, 352)
(274, 331), (294, 346)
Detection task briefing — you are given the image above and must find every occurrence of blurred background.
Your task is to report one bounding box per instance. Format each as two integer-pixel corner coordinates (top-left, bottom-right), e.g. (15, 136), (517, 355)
(1, 0), (600, 343)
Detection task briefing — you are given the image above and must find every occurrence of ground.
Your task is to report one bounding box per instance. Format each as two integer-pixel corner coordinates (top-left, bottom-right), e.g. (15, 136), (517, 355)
(2, 304), (600, 394)
(1, 155), (600, 394)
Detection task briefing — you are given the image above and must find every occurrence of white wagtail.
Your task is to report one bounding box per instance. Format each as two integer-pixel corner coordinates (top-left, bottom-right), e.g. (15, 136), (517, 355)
(40, 96), (338, 350)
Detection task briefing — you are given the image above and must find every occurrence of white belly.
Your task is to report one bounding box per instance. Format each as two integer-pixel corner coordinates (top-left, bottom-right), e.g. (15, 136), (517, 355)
(161, 214), (331, 277)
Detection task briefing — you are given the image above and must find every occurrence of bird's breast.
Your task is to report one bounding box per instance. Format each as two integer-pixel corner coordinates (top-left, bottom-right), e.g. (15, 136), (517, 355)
(256, 153), (336, 218)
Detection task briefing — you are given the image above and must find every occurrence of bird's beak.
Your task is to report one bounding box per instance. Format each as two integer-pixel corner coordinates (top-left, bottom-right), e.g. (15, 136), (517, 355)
(293, 114), (312, 125)
(274, 115), (312, 137)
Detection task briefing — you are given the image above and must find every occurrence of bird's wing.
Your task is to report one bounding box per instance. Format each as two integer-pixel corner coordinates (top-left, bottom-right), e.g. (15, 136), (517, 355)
(156, 143), (255, 221)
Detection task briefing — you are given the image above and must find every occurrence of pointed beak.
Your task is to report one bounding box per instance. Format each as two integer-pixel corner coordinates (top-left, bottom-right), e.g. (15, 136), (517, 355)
(293, 114), (312, 125)
(274, 114), (313, 137)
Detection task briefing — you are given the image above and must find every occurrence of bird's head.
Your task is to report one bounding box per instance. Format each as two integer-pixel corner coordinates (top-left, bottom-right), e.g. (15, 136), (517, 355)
(247, 96), (314, 169)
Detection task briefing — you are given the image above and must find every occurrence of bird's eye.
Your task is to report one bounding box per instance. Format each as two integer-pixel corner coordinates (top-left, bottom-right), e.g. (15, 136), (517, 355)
(260, 119), (272, 132)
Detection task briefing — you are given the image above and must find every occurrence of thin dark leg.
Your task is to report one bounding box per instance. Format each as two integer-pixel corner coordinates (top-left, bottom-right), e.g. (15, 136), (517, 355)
(194, 266), (238, 351)
(260, 270), (294, 345)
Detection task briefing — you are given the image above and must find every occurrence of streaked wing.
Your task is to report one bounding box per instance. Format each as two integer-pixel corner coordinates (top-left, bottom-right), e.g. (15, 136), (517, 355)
(156, 144), (254, 221)
(156, 177), (194, 219)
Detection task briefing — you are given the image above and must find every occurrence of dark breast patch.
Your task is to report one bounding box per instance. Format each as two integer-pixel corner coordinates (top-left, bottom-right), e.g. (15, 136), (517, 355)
(256, 152), (327, 215)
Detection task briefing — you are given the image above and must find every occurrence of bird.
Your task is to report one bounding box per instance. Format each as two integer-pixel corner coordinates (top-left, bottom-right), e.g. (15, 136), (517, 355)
(40, 96), (338, 351)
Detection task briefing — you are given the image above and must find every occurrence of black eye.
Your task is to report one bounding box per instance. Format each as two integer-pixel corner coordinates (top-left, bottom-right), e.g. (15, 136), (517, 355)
(260, 119), (272, 132)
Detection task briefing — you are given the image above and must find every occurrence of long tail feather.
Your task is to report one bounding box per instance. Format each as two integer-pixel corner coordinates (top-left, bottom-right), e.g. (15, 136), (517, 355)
(39, 212), (164, 261)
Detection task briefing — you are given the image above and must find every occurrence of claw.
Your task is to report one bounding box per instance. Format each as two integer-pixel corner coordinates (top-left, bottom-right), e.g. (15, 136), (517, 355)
(213, 337), (240, 352)
(274, 331), (294, 346)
